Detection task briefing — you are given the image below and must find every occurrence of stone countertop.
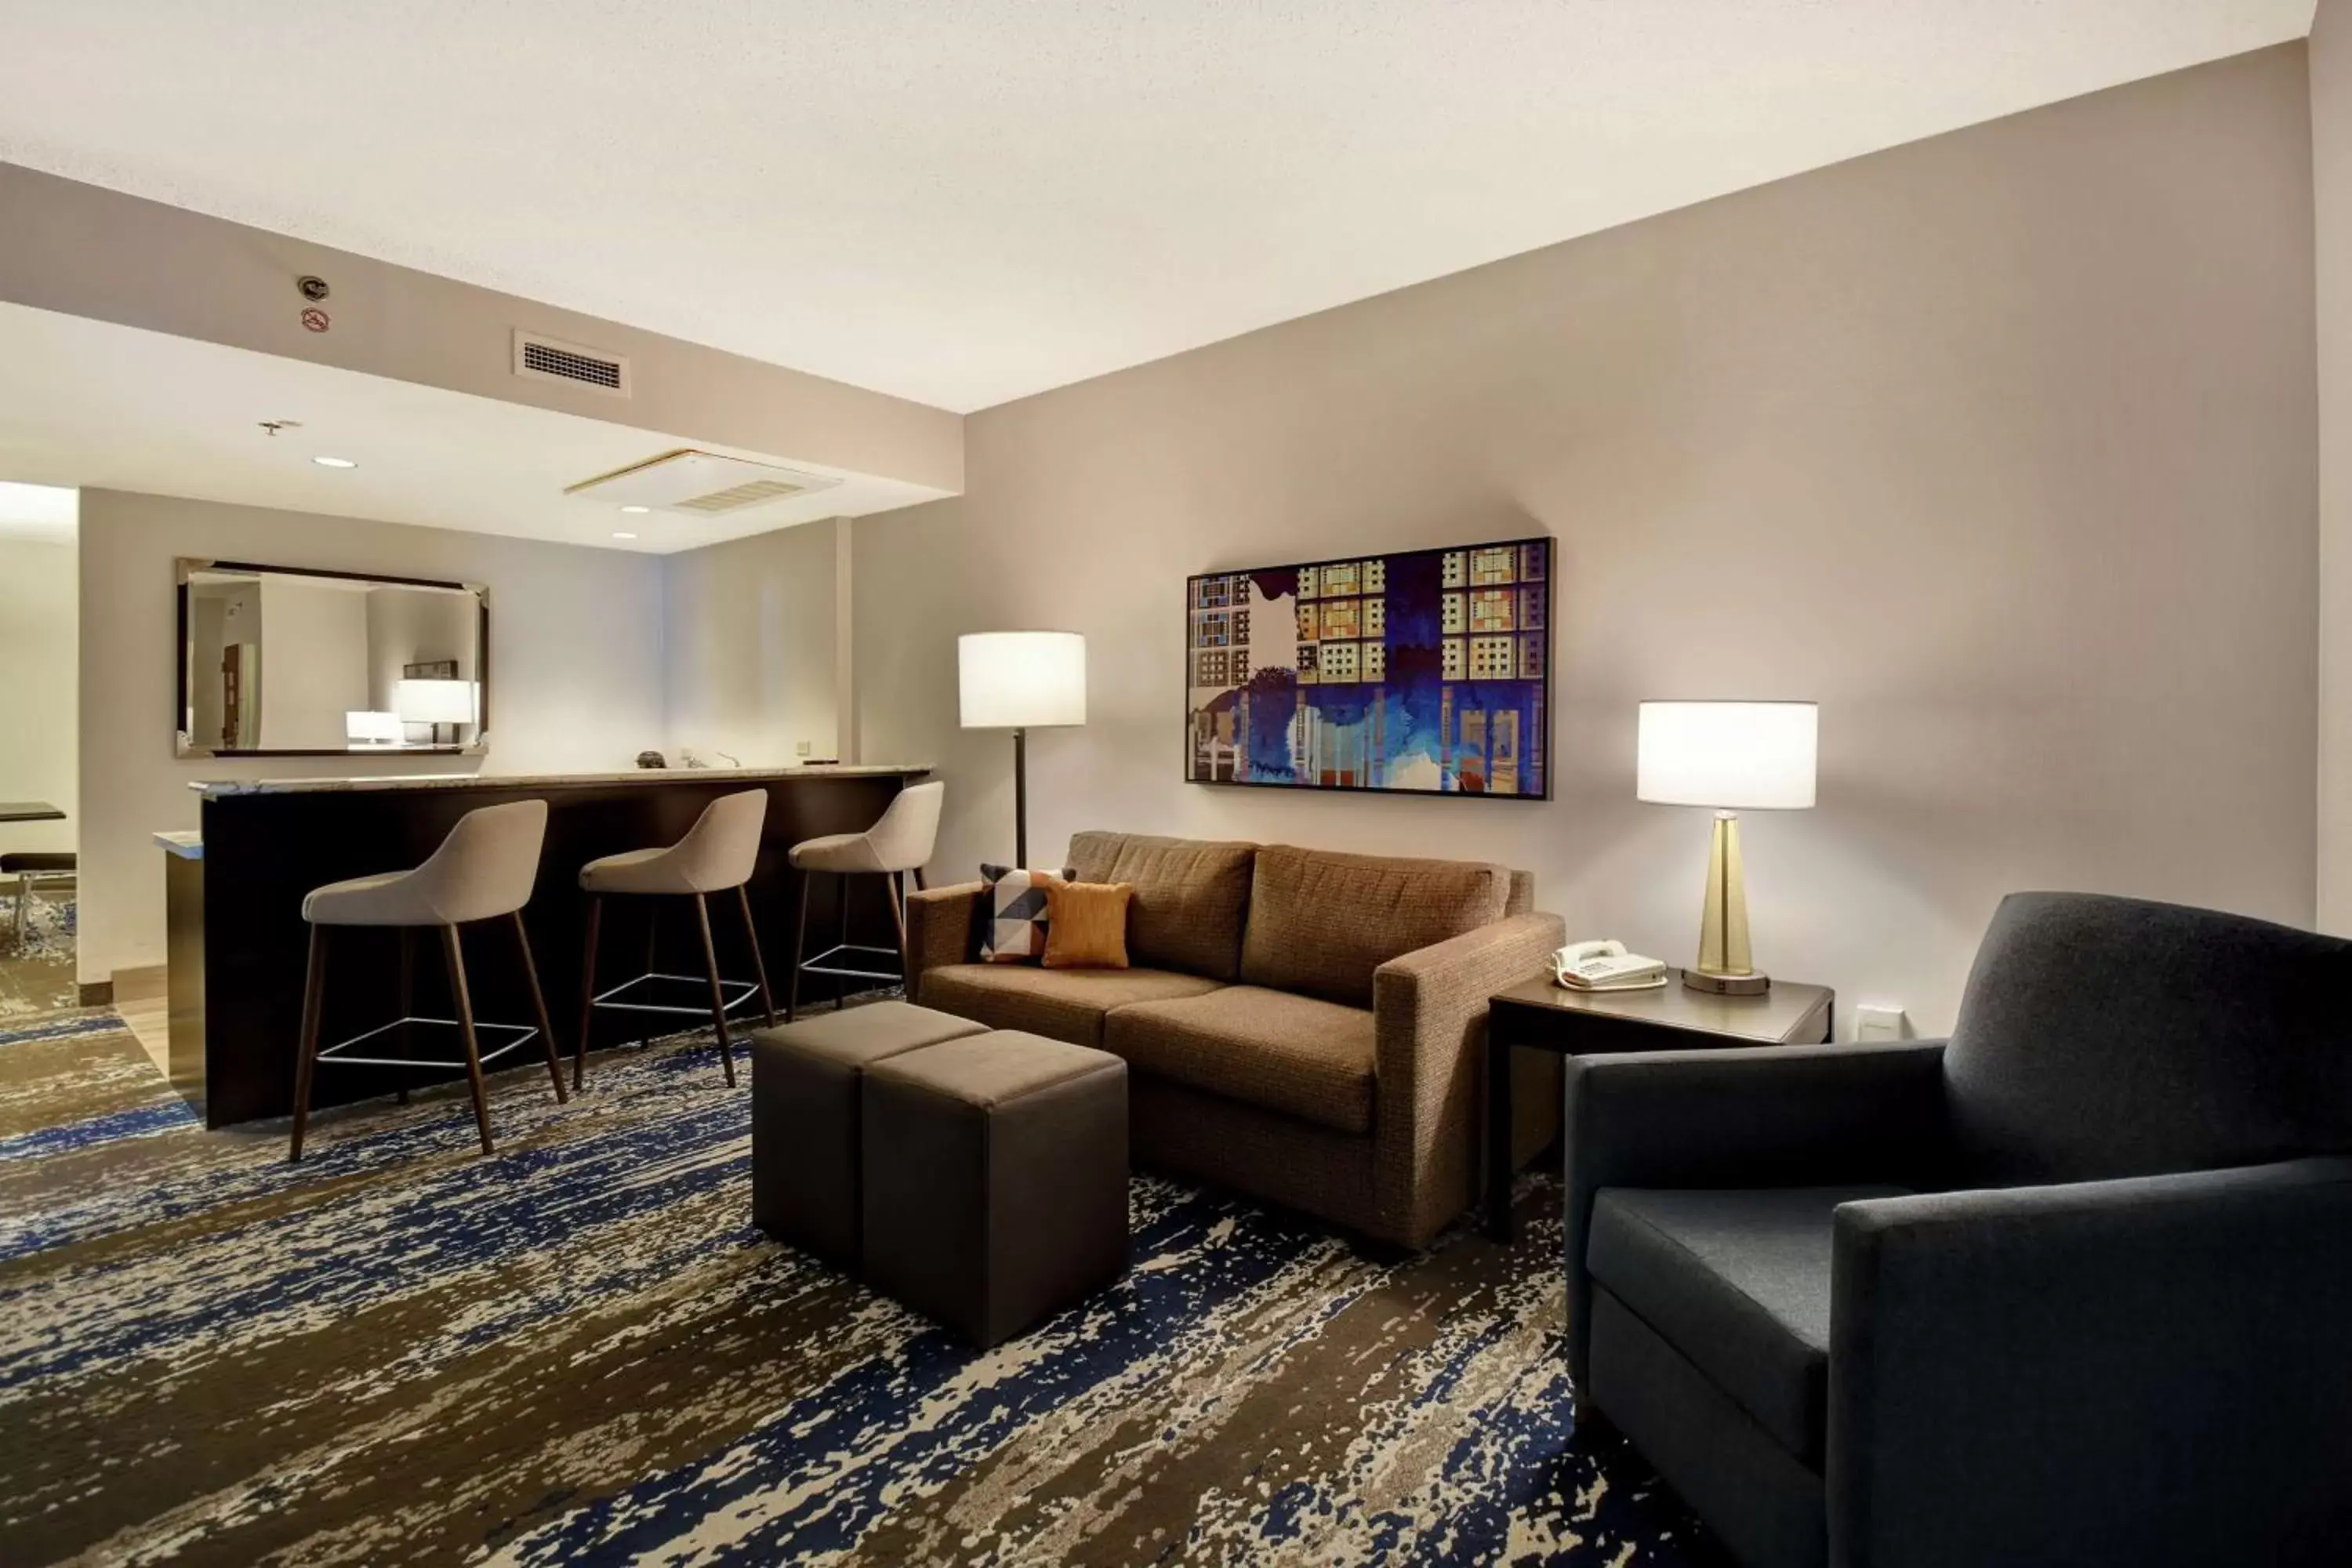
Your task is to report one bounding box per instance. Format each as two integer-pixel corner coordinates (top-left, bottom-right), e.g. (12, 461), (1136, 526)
(189, 764), (931, 799)
(155, 831), (205, 859)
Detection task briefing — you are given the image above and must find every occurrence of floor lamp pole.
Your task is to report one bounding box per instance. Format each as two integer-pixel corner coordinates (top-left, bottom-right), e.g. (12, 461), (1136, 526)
(1013, 726), (1029, 868)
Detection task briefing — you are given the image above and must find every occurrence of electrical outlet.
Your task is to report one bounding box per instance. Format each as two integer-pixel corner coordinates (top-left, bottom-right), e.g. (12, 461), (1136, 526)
(796, 739), (812, 757)
(1853, 1004), (1908, 1043)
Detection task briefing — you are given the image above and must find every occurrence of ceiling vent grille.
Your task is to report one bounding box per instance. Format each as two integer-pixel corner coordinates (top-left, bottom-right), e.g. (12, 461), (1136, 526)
(513, 330), (630, 397)
(673, 478), (813, 514)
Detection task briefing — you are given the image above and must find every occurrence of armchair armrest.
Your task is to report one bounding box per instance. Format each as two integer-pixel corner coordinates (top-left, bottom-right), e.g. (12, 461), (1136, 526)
(1831, 1158), (2352, 1566)
(1371, 910), (1566, 1247)
(1564, 1040), (1951, 1383)
(903, 882), (984, 1003)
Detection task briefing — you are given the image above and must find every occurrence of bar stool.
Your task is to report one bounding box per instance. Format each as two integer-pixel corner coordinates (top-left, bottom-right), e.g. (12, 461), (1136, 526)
(574, 788), (774, 1090)
(291, 799), (565, 1162)
(786, 780), (945, 1022)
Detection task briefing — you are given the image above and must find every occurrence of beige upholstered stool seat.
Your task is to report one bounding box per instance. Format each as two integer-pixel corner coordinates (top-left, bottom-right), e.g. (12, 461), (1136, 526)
(573, 788), (776, 1090)
(303, 798), (549, 927)
(786, 833), (885, 874)
(581, 790), (769, 895)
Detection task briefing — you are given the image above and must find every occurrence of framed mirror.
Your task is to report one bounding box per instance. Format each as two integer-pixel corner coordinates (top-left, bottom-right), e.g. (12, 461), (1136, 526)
(176, 559), (490, 757)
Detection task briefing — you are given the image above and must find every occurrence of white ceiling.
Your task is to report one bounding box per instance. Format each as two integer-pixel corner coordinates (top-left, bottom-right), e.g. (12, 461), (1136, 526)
(0, 304), (950, 553)
(0, 2), (2315, 413)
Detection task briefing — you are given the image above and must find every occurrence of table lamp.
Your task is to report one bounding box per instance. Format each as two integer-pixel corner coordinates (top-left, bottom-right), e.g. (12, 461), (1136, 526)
(959, 631), (1086, 866)
(395, 677), (477, 746)
(1636, 700), (1817, 995)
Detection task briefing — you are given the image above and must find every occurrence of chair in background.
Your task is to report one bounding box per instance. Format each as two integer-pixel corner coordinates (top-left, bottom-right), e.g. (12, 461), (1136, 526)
(575, 788), (773, 1089)
(785, 780), (944, 1022)
(1563, 891), (2352, 1568)
(292, 799), (566, 1161)
(3, 851), (76, 948)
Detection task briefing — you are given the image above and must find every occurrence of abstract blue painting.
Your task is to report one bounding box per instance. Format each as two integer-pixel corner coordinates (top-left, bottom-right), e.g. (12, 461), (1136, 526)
(1187, 537), (1552, 797)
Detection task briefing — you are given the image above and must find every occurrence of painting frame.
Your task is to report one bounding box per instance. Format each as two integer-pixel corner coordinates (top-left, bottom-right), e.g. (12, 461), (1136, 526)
(1185, 535), (1555, 801)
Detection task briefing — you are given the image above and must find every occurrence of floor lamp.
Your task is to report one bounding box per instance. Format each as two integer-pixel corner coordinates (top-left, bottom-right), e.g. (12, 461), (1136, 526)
(958, 631), (1087, 866)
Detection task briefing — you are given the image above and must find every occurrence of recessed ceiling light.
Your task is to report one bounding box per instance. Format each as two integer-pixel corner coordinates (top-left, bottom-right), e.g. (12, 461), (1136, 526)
(312, 455), (358, 469)
(612, 531), (638, 540)
(619, 504), (651, 514)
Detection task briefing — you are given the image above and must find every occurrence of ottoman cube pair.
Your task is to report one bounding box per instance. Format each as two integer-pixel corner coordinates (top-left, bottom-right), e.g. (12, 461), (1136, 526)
(751, 1000), (1128, 1348)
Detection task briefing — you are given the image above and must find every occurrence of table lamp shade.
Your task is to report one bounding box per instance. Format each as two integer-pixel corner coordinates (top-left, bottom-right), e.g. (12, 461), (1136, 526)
(959, 632), (1087, 730)
(394, 678), (477, 726)
(1637, 701), (1817, 809)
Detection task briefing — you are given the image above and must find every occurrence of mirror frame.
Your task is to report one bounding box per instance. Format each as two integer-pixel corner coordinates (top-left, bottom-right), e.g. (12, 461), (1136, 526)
(175, 557), (492, 758)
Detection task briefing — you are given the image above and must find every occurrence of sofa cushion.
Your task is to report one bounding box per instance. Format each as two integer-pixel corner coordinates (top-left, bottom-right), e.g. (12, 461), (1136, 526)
(917, 962), (1225, 1048)
(1588, 1185), (1912, 1465)
(1239, 844), (1510, 1007)
(1068, 831), (1257, 981)
(1105, 985), (1375, 1134)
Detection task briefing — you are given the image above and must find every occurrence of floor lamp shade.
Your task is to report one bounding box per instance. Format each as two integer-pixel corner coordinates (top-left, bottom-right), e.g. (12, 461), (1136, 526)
(958, 632), (1087, 730)
(958, 632), (1087, 866)
(1637, 701), (1817, 993)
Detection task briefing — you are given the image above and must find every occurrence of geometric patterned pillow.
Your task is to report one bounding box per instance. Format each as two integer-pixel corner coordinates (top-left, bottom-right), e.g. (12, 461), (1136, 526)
(978, 863), (1076, 964)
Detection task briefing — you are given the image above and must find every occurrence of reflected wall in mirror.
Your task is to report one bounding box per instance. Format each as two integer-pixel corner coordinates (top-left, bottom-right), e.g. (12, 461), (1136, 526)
(176, 560), (489, 757)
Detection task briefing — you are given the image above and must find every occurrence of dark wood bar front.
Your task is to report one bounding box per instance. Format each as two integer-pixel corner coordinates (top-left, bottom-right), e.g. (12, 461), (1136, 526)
(164, 766), (927, 1127)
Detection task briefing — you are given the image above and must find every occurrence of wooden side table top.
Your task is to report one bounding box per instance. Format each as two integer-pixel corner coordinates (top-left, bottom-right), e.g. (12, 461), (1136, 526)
(1483, 968), (1834, 1240)
(1489, 970), (1834, 1051)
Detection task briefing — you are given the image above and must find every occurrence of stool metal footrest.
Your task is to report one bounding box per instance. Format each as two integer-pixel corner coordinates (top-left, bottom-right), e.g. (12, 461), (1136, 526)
(798, 942), (906, 985)
(314, 1014), (540, 1072)
(590, 970), (760, 1018)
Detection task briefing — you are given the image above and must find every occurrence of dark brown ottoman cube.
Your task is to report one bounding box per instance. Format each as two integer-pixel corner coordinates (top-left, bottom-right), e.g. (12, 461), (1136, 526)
(862, 1031), (1129, 1348)
(750, 1000), (989, 1266)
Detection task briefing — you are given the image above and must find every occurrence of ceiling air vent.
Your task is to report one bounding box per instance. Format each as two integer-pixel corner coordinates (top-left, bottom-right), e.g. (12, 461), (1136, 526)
(564, 450), (844, 517)
(513, 330), (630, 397)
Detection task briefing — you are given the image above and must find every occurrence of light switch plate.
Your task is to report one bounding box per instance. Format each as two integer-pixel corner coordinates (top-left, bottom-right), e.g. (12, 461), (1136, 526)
(1854, 1004), (1908, 1043)
(796, 740), (812, 757)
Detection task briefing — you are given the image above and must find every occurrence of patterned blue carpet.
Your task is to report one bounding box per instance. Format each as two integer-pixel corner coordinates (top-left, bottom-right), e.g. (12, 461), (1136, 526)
(0, 1009), (1721, 1566)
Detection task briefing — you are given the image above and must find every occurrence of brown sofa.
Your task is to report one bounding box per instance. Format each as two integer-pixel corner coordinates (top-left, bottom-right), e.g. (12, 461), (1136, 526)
(904, 831), (1566, 1248)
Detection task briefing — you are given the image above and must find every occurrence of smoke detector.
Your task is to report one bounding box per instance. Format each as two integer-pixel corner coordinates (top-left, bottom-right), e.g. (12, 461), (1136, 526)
(564, 450), (844, 517)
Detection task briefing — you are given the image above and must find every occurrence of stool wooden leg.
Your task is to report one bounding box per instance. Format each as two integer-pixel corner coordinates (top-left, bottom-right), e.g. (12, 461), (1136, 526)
(289, 924), (328, 1163)
(738, 884), (776, 1027)
(574, 895), (602, 1091)
(512, 912), (568, 1105)
(441, 924), (495, 1156)
(886, 874), (909, 983)
(834, 875), (851, 1011)
(695, 893), (738, 1087)
(395, 926), (414, 1105)
(786, 871), (811, 1024)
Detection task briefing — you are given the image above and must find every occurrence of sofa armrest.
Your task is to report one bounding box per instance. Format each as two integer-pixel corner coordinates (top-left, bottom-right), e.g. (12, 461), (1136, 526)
(1564, 1040), (1951, 1383)
(1830, 1158), (2352, 1565)
(1370, 910), (1566, 1247)
(904, 882), (984, 1002)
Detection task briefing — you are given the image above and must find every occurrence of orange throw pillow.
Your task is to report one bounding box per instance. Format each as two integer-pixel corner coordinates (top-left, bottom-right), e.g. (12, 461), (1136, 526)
(1042, 880), (1134, 970)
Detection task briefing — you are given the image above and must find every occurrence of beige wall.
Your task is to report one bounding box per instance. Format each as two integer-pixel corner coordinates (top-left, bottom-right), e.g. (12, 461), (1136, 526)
(78, 489), (666, 984)
(2316, 1), (2352, 933)
(0, 535), (79, 857)
(0, 162), (964, 495)
(854, 45), (2320, 1038)
(660, 519), (846, 766)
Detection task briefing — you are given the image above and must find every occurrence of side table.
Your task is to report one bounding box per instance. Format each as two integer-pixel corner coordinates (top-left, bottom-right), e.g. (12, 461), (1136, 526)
(1485, 968), (1834, 1239)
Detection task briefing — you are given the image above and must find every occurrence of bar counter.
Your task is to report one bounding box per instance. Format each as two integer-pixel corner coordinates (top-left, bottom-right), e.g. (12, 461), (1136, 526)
(162, 764), (929, 1127)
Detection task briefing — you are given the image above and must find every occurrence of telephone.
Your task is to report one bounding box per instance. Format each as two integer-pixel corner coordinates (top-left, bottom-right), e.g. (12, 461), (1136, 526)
(1549, 938), (1669, 992)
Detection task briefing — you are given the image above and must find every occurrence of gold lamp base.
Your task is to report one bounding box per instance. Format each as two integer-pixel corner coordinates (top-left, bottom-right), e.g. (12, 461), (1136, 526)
(1686, 810), (1772, 996)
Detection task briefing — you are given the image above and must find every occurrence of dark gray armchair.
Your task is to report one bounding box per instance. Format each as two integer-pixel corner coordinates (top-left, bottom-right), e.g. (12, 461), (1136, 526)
(1564, 891), (2352, 1568)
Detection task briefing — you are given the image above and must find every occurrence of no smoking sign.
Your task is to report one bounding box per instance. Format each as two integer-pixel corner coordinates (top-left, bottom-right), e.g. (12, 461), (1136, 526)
(300, 307), (330, 333)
